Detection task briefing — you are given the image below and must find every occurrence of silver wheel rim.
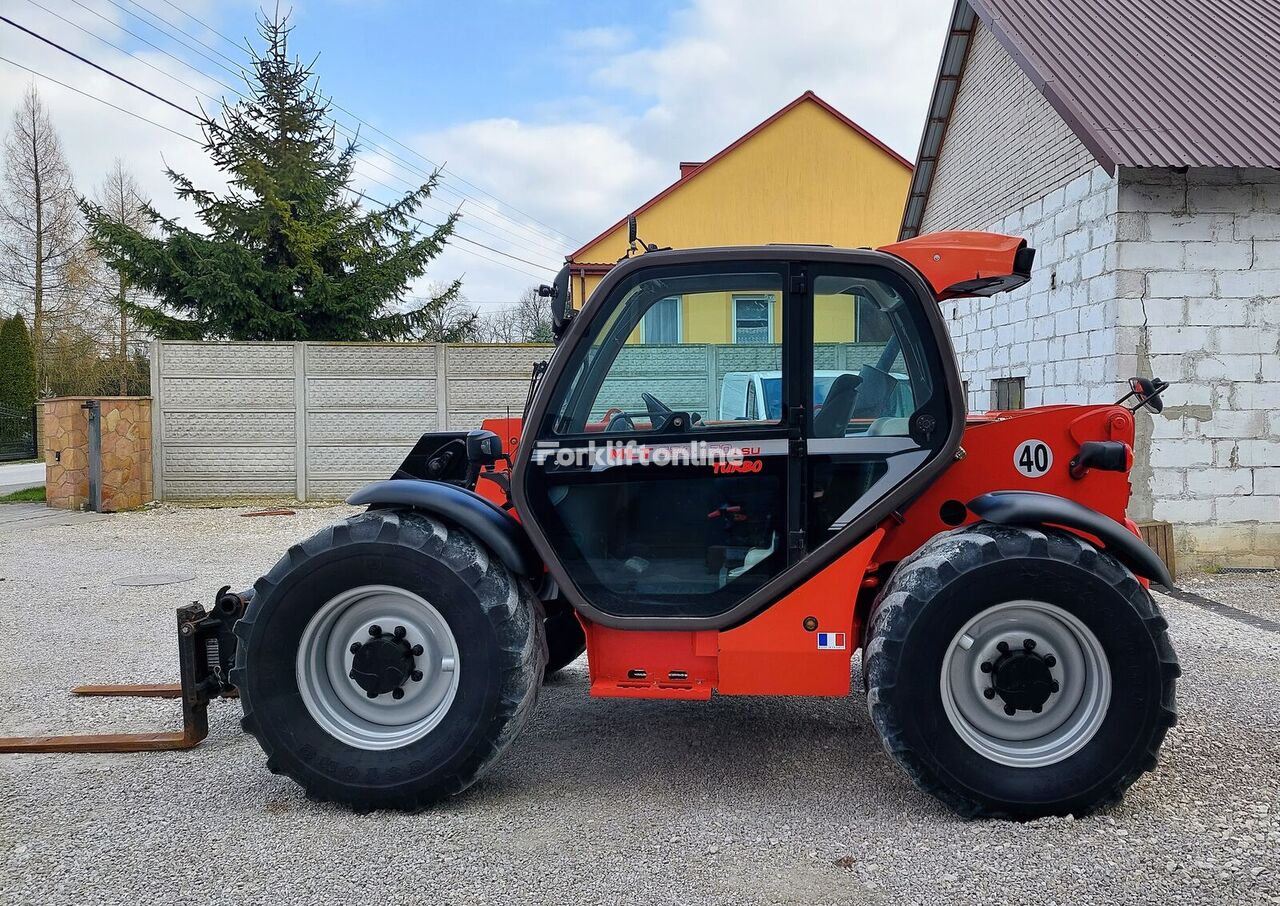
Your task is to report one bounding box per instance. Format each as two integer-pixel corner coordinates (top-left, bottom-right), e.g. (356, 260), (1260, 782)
(296, 584), (460, 751)
(940, 600), (1111, 768)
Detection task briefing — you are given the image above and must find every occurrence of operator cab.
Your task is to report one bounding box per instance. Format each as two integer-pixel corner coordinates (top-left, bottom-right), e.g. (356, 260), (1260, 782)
(512, 247), (965, 629)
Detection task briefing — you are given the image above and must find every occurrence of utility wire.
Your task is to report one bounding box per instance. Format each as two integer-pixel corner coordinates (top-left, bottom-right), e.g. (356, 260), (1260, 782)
(2, 11), (561, 272)
(89, 0), (582, 248)
(0, 53), (201, 144)
(52, 0), (570, 256)
(351, 190), (554, 273)
(352, 172), (557, 271)
(142, 0), (584, 245)
(0, 53), (551, 279)
(25, 0), (564, 260)
(0, 14), (201, 119)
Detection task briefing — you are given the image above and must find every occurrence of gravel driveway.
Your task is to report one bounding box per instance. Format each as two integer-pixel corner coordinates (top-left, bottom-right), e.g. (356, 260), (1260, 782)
(1, 506), (1277, 905)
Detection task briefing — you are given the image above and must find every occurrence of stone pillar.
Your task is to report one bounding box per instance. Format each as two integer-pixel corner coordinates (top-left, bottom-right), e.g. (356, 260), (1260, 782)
(43, 396), (153, 512)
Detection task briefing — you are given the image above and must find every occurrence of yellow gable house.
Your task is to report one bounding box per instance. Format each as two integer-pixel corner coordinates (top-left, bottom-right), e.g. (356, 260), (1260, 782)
(564, 91), (913, 346)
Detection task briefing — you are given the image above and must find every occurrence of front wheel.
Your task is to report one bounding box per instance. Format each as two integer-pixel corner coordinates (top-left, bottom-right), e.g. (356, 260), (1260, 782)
(864, 523), (1179, 819)
(233, 510), (546, 810)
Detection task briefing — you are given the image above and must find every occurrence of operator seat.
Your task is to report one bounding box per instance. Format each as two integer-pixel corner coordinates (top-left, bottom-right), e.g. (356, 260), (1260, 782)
(811, 373), (861, 438)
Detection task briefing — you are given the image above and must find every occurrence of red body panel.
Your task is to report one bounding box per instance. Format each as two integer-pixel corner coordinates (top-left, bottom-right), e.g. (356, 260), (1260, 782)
(717, 530), (883, 696)
(876, 404), (1138, 565)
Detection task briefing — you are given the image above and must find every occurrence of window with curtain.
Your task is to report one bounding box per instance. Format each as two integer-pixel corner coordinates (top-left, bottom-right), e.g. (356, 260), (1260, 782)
(641, 296), (682, 343)
(733, 295), (773, 344)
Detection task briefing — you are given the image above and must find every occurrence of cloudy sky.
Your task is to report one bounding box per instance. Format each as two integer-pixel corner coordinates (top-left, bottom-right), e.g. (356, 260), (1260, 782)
(0, 0), (954, 309)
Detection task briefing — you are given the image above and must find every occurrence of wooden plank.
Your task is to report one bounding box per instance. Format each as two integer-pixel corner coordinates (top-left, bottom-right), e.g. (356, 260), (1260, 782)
(1137, 520), (1176, 583)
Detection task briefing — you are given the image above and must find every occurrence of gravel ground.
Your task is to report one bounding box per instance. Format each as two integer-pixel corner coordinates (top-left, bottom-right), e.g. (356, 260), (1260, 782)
(1177, 569), (1280, 621)
(1, 505), (1278, 905)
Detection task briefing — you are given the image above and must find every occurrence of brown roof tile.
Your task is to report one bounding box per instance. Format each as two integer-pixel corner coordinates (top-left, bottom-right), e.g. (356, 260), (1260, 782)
(970, 0), (1280, 171)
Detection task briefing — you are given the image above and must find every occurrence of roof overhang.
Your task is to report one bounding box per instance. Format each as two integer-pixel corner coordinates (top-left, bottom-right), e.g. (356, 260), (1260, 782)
(899, 1), (980, 240)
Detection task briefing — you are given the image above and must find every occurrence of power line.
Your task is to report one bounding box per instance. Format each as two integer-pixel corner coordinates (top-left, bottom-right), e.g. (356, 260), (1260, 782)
(353, 172), (558, 271)
(89, 0), (582, 248)
(51, 0), (569, 257)
(0, 53), (201, 145)
(352, 190), (555, 273)
(20, 0), (227, 111)
(18, 0), (564, 261)
(138, 0), (584, 246)
(0, 14), (201, 119)
(0, 53), (553, 279)
(5, 7), (565, 264)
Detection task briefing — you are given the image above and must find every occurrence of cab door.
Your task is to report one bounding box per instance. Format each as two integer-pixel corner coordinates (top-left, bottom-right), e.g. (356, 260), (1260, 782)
(518, 261), (794, 623)
(801, 263), (958, 553)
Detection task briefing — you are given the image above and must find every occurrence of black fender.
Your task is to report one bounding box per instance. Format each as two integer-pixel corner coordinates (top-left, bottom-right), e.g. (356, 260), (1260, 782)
(967, 490), (1172, 588)
(346, 479), (542, 579)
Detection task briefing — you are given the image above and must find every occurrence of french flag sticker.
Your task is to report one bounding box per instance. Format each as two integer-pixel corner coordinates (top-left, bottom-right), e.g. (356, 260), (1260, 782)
(817, 632), (847, 650)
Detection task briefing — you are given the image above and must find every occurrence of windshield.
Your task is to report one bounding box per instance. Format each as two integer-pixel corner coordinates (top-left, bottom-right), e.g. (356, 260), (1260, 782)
(760, 376), (839, 420)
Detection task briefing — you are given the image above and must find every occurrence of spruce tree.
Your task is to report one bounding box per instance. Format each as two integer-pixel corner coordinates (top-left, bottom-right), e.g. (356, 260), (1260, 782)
(0, 314), (38, 409)
(82, 13), (461, 341)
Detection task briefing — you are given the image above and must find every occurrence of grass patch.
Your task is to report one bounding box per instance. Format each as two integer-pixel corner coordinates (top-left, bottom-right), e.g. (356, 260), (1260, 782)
(0, 486), (45, 503)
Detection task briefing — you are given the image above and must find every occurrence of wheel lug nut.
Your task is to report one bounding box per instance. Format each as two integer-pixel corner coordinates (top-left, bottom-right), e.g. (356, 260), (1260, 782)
(349, 669), (357, 678)
(366, 691), (377, 698)
(411, 644), (424, 656)
(1044, 655), (1056, 668)
(392, 688), (405, 700)
(411, 670), (423, 682)
(996, 641), (1010, 654)
(394, 625), (407, 639)
(369, 625), (383, 637)
(980, 661), (993, 673)
(349, 642), (361, 654)
(983, 688), (995, 699)
(1051, 681), (1060, 693)
(1032, 705), (1042, 713)
(1023, 638), (1036, 650)
(1003, 704), (1016, 716)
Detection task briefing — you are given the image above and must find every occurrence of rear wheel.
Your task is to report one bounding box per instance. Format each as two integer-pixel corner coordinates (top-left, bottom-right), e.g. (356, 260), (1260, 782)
(233, 510), (546, 810)
(864, 523), (1178, 819)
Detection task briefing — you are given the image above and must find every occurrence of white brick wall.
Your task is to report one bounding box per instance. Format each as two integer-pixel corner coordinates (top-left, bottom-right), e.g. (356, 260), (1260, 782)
(942, 166), (1120, 412)
(1116, 168), (1280, 566)
(920, 21), (1097, 234)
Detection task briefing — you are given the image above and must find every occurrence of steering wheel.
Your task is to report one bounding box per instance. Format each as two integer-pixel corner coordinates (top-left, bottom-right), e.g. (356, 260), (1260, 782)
(641, 391), (672, 415)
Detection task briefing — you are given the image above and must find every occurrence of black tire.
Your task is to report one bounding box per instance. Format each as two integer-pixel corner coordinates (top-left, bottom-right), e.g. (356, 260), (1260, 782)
(232, 509), (546, 811)
(864, 522), (1179, 819)
(543, 598), (586, 678)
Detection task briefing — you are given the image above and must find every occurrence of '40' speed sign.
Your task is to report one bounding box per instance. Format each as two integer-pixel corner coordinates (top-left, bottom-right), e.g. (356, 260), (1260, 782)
(1013, 439), (1053, 478)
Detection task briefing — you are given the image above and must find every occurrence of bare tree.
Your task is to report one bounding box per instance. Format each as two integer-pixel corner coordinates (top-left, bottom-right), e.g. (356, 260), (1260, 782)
(408, 282), (480, 342)
(92, 159), (151, 393)
(474, 286), (553, 343)
(0, 84), (85, 390)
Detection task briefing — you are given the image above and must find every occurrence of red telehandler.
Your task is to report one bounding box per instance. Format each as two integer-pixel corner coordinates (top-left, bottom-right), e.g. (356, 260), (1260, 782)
(1, 230), (1178, 819)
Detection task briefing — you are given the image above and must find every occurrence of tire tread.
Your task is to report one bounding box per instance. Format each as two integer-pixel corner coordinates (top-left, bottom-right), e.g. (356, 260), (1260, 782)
(235, 509), (546, 811)
(863, 522), (1179, 819)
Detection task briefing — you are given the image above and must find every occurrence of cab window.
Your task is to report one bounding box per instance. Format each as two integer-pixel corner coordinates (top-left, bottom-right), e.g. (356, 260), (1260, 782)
(547, 268), (786, 436)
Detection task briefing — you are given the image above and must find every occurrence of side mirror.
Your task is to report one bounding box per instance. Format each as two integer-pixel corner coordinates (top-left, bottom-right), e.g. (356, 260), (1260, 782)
(465, 429), (503, 466)
(541, 265), (572, 340)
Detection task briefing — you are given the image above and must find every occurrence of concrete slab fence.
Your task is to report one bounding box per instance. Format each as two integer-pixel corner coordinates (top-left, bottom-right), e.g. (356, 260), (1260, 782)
(150, 341), (551, 502)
